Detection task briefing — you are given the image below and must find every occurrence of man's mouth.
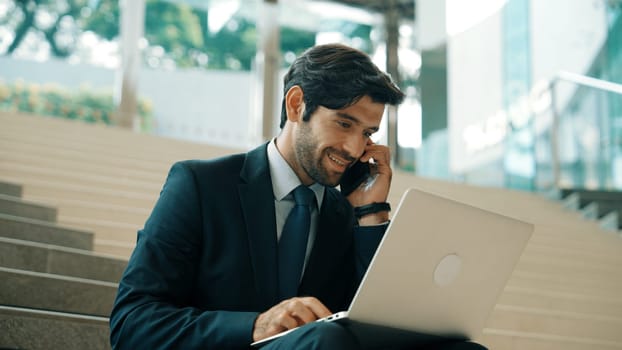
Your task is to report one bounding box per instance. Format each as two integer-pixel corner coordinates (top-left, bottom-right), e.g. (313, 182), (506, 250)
(328, 153), (351, 168)
(328, 153), (346, 166)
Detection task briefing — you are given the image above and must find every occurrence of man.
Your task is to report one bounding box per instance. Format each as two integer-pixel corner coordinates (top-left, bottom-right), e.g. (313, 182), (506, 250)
(110, 44), (486, 350)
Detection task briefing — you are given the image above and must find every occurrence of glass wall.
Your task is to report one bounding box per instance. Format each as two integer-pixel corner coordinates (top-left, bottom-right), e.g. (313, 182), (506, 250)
(435, 0), (621, 192)
(501, 0), (533, 190)
(532, 2), (622, 191)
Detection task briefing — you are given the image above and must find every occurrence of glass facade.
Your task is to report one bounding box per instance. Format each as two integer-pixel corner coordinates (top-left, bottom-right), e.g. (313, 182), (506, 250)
(456, 0), (622, 192)
(502, 0), (533, 191)
(533, 4), (622, 191)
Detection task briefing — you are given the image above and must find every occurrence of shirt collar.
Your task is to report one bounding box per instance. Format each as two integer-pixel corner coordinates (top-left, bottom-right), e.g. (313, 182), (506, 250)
(267, 139), (325, 208)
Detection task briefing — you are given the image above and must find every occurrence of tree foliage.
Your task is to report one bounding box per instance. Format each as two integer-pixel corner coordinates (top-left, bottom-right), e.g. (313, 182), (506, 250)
(2, 0), (366, 71)
(82, 0), (119, 40)
(5, 0), (89, 57)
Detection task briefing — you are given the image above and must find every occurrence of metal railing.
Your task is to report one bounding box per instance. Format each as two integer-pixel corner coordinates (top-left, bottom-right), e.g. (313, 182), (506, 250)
(548, 71), (622, 189)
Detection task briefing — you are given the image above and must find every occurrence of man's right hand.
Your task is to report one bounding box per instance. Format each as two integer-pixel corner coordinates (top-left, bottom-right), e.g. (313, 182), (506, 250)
(252, 297), (332, 342)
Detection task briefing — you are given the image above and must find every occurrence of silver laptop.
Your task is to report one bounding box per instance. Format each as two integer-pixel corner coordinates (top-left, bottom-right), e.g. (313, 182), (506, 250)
(252, 187), (534, 347)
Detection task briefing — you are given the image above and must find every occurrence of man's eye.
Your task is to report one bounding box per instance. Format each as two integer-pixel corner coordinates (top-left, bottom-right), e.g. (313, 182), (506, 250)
(337, 121), (351, 129)
(364, 131), (373, 138)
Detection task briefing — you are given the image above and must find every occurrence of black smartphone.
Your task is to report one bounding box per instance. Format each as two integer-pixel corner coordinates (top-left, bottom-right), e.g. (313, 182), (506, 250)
(339, 161), (371, 196)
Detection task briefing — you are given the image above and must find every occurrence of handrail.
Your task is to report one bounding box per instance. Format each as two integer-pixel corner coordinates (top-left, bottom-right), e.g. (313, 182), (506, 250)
(554, 71), (622, 95)
(548, 72), (622, 189)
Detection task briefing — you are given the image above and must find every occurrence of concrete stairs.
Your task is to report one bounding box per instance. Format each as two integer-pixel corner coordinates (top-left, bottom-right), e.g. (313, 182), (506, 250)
(0, 179), (125, 349)
(0, 111), (239, 257)
(1, 305), (110, 350)
(0, 237), (126, 282)
(559, 188), (622, 230)
(1, 111), (622, 349)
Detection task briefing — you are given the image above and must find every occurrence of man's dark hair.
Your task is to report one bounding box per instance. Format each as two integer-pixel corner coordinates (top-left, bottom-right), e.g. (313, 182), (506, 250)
(279, 43), (405, 128)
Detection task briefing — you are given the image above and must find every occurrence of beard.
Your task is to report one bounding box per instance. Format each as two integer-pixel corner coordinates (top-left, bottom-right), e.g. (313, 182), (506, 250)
(295, 122), (353, 187)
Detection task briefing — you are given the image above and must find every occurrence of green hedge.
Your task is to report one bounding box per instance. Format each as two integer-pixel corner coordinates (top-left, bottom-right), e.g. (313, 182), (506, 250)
(0, 80), (153, 131)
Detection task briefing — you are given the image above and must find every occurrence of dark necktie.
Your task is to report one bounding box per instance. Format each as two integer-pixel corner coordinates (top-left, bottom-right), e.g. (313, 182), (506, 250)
(278, 185), (314, 300)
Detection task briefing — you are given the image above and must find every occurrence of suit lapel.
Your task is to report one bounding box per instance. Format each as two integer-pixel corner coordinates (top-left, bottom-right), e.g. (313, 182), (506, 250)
(238, 144), (279, 308)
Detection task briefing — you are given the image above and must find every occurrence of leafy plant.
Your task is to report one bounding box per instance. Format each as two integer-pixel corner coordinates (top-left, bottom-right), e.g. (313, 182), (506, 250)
(0, 79), (153, 131)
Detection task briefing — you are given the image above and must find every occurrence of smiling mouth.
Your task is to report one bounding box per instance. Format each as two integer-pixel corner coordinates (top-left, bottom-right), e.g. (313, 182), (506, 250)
(328, 153), (349, 168)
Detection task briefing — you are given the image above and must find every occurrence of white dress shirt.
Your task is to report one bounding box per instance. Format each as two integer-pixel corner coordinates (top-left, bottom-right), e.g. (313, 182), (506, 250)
(267, 139), (325, 270)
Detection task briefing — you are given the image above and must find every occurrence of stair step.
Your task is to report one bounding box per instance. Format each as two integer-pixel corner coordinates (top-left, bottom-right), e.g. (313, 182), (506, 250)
(499, 286), (622, 318)
(0, 193), (57, 222)
(0, 305), (110, 350)
(515, 255), (622, 282)
(509, 269), (622, 294)
(0, 112), (234, 162)
(594, 202), (622, 218)
(0, 267), (116, 317)
(0, 212), (93, 250)
(523, 243), (622, 265)
(56, 215), (139, 256)
(0, 135), (170, 173)
(0, 160), (162, 195)
(0, 237), (127, 283)
(478, 328), (622, 350)
(2, 176), (157, 208)
(0, 181), (22, 197)
(505, 277), (621, 300)
(529, 229), (622, 255)
(94, 241), (136, 258)
(487, 304), (622, 343)
(29, 195), (151, 225)
(561, 188), (622, 230)
(0, 148), (164, 184)
(561, 188), (622, 204)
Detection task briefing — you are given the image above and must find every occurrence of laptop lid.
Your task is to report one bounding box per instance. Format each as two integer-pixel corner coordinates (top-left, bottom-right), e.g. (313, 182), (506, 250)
(346, 187), (534, 340)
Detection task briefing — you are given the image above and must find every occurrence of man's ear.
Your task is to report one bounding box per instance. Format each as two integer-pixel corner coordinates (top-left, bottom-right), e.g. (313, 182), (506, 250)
(285, 86), (304, 122)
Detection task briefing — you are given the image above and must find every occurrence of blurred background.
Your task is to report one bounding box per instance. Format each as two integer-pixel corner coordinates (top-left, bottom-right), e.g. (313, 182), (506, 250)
(2, 4), (622, 348)
(1, 0), (621, 194)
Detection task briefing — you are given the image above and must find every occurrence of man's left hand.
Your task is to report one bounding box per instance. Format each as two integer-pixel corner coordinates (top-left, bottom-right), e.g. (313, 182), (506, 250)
(346, 143), (392, 225)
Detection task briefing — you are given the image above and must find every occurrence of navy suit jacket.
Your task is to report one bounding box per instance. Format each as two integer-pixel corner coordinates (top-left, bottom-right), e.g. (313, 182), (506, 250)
(109, 143), (386, 349)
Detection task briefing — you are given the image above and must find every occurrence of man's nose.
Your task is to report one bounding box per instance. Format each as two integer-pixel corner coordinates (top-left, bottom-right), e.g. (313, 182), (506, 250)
(343, 134), (366, 159)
